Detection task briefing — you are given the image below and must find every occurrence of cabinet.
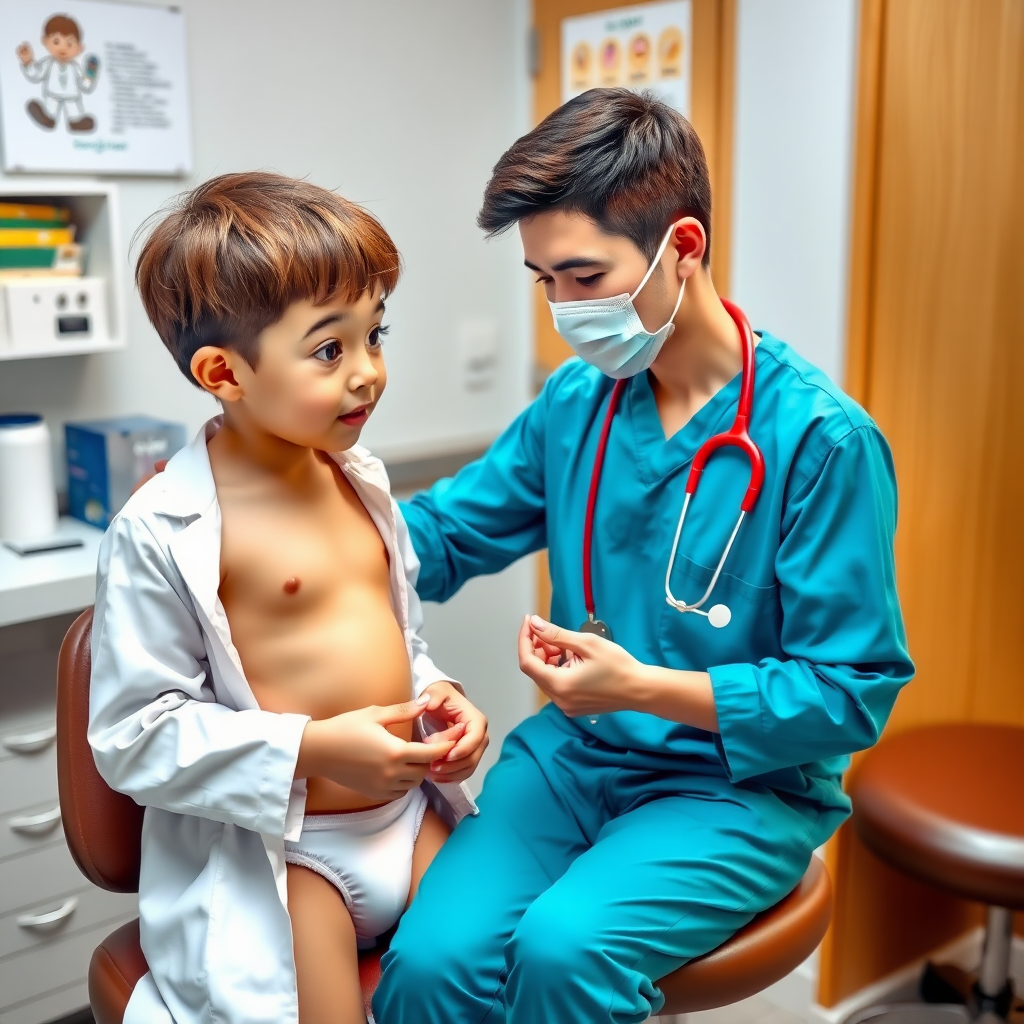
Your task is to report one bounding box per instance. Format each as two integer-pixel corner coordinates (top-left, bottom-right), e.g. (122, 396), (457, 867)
(0, 606), (134, 1023)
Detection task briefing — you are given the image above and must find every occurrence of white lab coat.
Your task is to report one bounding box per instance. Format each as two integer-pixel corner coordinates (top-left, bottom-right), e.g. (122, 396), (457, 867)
(21, 57), (94, 100)
(89, 419), (477, 1024)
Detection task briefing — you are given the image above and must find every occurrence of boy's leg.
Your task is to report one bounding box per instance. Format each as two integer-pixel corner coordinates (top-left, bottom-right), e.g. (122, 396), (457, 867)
(502, 778), (820, 1024)
(287, 863), (365, 1024)
(406, 805), (450, 907)
(372, 715), (600, 1024)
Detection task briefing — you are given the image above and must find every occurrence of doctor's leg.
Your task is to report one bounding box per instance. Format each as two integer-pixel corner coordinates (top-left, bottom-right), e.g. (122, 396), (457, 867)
(372, 715), (599, 1024)
(501, 781), (819, 1024)
(287, 863), (365, 1024)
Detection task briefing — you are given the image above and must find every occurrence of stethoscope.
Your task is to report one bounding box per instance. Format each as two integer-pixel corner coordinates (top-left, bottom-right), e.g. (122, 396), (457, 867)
(579, 298), (765, 642)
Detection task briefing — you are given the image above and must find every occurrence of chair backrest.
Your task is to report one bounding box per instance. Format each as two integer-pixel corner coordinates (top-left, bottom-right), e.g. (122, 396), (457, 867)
(56, 607), (144, 893)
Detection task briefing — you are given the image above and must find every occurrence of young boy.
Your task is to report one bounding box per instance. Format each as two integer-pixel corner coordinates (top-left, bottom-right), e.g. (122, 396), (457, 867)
(88, 172), (488, 1024)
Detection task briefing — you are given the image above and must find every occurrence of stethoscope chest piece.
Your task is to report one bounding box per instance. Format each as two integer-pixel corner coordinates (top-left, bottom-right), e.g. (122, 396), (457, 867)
(707, 604), (732, 629)
(579, 616), (613, 642)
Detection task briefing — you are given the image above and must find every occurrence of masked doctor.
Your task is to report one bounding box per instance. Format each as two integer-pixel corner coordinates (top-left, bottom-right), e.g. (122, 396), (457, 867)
(372, 88), (913, 1024)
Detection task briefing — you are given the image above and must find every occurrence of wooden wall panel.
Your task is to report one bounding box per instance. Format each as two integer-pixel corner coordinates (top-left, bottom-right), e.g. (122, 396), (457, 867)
(820, 0), (1024, 1005)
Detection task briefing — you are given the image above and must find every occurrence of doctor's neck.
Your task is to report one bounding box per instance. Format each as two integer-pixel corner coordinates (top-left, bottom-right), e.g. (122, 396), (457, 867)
(649, 265), (744, 409)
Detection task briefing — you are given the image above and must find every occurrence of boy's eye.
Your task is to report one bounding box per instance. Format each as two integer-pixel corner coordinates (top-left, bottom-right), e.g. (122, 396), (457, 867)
(313, 340), (342, 363)
(575, 273), (605, 287)
(368, 323), (390, 349)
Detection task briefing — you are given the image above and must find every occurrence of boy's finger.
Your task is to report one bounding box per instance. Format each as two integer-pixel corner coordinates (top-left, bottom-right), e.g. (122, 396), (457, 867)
(375, 695), (431, 725)
(402, 737), (458, 764)
(444, 720), (485, 761)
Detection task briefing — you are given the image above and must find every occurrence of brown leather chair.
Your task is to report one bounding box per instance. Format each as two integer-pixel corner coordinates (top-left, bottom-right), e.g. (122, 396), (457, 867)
(846, 724), (1024, 1024)
(58, 607), (833, 1022)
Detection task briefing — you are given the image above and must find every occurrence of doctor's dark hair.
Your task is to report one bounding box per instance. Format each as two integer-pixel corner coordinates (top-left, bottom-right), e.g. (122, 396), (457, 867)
(479, 88), (712, 266)
(134, 172), (401, 387)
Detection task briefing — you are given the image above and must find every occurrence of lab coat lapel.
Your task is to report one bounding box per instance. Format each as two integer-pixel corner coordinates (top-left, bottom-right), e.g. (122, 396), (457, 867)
(157, 421), (259, 713)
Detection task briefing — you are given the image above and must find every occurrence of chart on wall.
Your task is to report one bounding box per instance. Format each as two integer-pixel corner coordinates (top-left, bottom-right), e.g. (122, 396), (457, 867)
(0, 0), (192, 175)
(561, 0), (691, 115)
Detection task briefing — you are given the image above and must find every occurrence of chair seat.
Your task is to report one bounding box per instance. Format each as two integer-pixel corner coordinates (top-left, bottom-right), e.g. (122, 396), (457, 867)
(88, 859), (831, 1022)
(660, 855), (832, 1014)
(849, 724), (1024, 910)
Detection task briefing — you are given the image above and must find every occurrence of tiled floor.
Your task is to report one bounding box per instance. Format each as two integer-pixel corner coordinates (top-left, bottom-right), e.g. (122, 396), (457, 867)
(658, 994), (808, 1023)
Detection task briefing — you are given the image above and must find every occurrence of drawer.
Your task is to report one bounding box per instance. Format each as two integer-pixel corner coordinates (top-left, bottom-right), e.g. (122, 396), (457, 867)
(0, 843), (83, 917)
(0, 715), (55, 767)
(1, 802), (64, 862)
(0, 885), (137, 961)
(0, 740), (57, 818)
(0, 979), (88, 1024)
(0, 914), (135, 1014)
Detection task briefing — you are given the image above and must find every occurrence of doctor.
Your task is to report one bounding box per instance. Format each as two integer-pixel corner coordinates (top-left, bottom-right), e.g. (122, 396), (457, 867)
(373, 88), (913, 1024)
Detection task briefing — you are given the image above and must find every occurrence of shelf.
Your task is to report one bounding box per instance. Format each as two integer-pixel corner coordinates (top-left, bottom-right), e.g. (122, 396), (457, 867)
(0, 518), (103, 628)
(0, 338), (125, 361)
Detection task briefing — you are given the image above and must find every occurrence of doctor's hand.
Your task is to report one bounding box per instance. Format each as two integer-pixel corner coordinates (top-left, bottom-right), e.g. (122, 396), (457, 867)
(297, 696), (463, 802)
(518, 615), (643, 718)
(419, 680), (489, 783)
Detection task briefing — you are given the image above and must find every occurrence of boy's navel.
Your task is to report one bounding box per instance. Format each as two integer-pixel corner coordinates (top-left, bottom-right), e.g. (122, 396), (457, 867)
(283, 578), (301, 595)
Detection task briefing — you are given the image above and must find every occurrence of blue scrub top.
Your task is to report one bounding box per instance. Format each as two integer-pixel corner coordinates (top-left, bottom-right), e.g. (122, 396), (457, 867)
(400, 334), (913, 821)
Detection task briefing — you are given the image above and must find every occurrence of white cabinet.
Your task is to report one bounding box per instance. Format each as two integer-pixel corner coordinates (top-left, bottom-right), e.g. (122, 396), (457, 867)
(0, 611), (135, 1024)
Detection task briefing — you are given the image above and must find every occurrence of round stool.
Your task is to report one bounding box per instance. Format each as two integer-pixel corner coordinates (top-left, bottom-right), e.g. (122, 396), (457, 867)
(847, 724), (1024, 1024)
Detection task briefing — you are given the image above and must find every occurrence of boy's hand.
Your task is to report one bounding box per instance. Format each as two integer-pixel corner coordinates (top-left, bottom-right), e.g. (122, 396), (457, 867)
(298, 695), (463, 802)
(17, 43), (33, 65)
(419, 680), (489, 783)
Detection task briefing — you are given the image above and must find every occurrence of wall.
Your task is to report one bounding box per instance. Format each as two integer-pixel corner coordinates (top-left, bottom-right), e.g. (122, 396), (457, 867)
(0, 0), (532, 465)
(730, 0), (859, 385)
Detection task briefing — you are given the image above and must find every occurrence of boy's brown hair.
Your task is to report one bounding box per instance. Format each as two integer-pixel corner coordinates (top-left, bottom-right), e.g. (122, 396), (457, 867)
(135, 172), (401, 386)
(479, 88), (712, 266)
(44, 15), (81, 41)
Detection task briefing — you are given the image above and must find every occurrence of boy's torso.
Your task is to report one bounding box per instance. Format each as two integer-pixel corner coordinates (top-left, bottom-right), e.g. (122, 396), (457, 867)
(209, 434), (415, 812)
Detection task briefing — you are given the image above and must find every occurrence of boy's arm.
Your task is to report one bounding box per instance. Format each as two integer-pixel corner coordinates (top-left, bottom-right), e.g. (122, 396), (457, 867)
(89, 515), (309, 838)
(19, 55), (47, 83)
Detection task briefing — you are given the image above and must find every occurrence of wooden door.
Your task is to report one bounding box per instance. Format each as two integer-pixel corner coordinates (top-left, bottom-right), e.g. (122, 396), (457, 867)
(818, 0), (1024, 1005)
(530, 0), (736, 622)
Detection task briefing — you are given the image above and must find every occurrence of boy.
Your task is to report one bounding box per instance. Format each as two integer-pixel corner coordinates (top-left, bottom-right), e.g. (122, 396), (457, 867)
(89, 172), (488, 1024)
(373, 89), (912, 1023)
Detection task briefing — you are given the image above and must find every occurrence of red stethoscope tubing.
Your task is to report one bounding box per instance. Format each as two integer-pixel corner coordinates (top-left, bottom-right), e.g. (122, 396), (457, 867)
(582, 298), (765, 623)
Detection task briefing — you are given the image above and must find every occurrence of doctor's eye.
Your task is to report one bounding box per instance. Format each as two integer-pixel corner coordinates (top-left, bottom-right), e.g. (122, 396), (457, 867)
(367, 324), (390, 350)
(575, 273), (606, 287)
(312, 339), (342, 363)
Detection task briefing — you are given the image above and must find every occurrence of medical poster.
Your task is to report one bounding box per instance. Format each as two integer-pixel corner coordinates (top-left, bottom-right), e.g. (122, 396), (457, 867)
(0, 0), (192, 175)
(562, 1), (691, 116)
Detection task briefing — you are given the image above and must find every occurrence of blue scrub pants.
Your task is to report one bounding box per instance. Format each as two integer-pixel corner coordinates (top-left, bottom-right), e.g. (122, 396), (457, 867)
(373, 706), (823, 1024)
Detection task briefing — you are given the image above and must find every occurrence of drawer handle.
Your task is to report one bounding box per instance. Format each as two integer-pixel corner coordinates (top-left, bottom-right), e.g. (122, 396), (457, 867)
(9, 805), (61, 835)
(2, 724), (57, 754)
(16, 896), (79, 930)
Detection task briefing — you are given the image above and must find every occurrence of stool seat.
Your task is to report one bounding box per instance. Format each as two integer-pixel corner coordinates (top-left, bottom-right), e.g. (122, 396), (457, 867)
(89, 858), (831, 1021)
(850, 724), (1024, 910)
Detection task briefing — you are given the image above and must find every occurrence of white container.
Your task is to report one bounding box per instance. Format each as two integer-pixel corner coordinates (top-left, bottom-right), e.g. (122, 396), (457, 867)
(0, 416), (58, 543)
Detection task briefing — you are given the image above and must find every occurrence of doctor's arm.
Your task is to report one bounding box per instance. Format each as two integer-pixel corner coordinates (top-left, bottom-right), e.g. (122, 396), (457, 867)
(397, 364), (563, 603)
(522, 425), (913, 771)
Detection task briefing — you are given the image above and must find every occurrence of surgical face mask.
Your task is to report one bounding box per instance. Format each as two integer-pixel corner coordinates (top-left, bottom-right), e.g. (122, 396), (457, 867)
(547, 226), (685, 379)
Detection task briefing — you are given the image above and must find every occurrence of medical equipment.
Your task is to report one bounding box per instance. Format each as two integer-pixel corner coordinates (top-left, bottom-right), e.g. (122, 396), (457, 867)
(581, 298), (765, 638)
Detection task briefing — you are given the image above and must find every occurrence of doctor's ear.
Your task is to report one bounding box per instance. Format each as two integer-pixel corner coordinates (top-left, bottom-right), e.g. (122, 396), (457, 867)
(190, 346), (244, 401)
(671, 218), (707, 279)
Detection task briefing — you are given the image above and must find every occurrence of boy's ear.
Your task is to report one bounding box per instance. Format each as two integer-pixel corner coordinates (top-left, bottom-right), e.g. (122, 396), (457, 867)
(190, 346), (244, 401)
(671, 217), (707, 278)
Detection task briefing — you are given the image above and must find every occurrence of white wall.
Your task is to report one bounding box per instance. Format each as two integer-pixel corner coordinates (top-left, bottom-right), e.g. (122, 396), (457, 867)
(730, 0), (859, 385)
(0, 0), (532, 464)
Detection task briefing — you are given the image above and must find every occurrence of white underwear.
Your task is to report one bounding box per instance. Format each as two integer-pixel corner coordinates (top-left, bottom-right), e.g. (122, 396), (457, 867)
(285, 786), (427, 946)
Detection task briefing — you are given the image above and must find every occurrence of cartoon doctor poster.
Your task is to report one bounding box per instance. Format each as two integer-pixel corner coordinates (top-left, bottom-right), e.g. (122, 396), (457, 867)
(17, 13), (100, 134)
(0, 0), (192, 175)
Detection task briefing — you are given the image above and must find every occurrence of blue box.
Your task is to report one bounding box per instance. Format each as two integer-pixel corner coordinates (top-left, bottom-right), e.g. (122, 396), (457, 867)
(66, 416), (187, 528)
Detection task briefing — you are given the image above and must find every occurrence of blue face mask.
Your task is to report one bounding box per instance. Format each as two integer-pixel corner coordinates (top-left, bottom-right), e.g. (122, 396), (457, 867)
(547, 226), (685, 379)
